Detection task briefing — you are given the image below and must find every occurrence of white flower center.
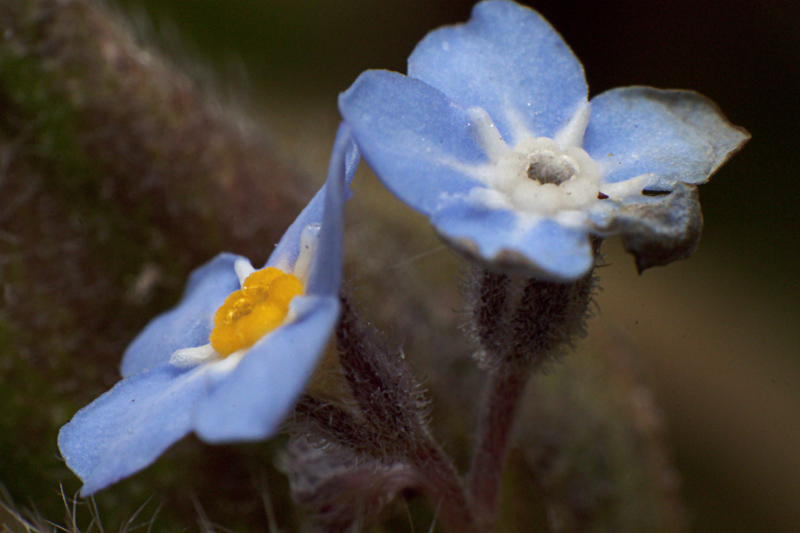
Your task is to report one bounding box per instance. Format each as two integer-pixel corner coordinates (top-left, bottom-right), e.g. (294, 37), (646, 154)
(477, 137), (601, 219)
(453, 106), (603, 223)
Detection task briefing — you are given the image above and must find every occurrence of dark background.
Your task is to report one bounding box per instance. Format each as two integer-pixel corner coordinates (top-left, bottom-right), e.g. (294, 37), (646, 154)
(117, 0), (799, 302)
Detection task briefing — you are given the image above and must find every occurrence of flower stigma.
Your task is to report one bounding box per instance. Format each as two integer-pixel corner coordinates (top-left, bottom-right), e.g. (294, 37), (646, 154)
(209, 267), (304, 356)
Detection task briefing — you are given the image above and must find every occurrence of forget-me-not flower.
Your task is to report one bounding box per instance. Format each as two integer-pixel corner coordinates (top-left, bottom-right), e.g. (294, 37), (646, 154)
(58, 125), (359, 496)
(339, 0), (748, 280)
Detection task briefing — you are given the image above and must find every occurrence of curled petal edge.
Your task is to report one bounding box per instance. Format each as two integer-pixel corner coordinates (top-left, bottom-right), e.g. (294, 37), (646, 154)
(599, 182), (704, 273)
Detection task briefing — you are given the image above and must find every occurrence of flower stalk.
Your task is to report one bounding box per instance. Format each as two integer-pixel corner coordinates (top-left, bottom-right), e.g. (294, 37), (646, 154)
(466, 265), (596, 530)
(411, 440), (481, 533)
(468, 365), (533, 530)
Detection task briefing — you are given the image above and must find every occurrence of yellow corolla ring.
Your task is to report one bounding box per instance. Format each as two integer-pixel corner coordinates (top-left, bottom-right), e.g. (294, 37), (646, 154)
(209, 267), (304, 356)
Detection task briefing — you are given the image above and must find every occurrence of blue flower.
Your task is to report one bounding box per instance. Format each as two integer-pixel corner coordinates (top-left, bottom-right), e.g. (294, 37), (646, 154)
(339, 0), (748, 280)
(58, 125), (360, 496)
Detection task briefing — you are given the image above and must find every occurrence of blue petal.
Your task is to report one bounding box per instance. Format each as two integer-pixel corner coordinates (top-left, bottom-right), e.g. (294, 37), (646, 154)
(432, 200), (593, 280)
(339, 70), (488, 216)
(267, 126), (359, 276)
(408, 0), (587, 145)
(58, 364), (208, 496)
(193, 295), (340, 442)
(121, 254), (244, 378)
(585, 87), (750, 187)
(304, 123), (358, 297)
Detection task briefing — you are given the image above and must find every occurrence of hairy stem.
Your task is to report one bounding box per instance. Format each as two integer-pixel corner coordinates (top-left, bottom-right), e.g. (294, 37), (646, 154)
(466, 267), (595, 530)
(411, 440), (480, 533)
(467, 365), (532, 530)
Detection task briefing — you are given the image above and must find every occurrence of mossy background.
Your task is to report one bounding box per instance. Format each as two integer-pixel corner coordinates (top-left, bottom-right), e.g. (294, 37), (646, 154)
(1, 0), (798, 531)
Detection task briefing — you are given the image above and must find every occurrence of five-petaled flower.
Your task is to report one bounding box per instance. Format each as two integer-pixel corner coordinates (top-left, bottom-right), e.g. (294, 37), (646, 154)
(58, 126), (359, 496)
(339, 0), (749, 280)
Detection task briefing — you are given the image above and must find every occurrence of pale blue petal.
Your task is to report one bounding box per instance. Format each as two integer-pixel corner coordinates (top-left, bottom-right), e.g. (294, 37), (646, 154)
(585, 87), (750, 187)
(267, 127), (360, 274)
(432, 201), (593, 280)
(304, 124), (358, 297)
(408, 0), (587, 144)
(193, 295), (340, 442)
(339, 70), (488, 215)
(121, 254), (244, 378)
(58, 364), (208, 496)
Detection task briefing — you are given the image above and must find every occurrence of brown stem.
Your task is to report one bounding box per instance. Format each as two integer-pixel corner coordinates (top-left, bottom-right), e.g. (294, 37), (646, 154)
(468, 365), (533, 531)
(412, 440), (481, 533)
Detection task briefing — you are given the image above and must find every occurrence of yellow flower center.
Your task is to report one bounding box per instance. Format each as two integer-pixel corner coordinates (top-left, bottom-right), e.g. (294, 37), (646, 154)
(209, 267), (303, 356)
